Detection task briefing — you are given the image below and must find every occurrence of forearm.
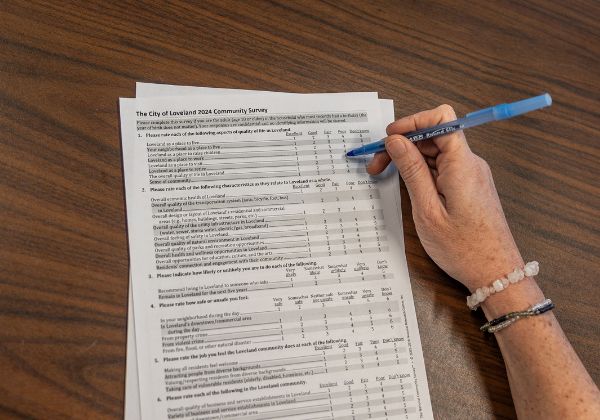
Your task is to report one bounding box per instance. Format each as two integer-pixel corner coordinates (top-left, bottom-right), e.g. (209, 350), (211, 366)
(482, 279), (600, 419)
(375, 105), (599, 417)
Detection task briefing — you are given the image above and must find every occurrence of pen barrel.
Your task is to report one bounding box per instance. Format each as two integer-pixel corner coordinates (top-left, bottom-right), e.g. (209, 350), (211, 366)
(347, 93), (552, 156)
(405, 121), (463, 142)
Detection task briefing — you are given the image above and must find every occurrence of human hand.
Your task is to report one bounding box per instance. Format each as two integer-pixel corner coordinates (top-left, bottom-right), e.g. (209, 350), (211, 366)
(367, 105), (523, 292)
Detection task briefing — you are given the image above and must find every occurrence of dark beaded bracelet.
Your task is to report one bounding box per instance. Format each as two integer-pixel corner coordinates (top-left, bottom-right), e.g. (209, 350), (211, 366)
(480, 298), (555, 334)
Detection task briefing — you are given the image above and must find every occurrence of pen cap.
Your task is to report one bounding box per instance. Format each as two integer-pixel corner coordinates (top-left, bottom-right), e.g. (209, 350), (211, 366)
(466, 93), (552, 122)
(493, 93), (552, 120)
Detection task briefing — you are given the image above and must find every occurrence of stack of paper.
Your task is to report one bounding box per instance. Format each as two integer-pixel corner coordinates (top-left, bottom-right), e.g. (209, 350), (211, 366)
(121, 83), (433, 420)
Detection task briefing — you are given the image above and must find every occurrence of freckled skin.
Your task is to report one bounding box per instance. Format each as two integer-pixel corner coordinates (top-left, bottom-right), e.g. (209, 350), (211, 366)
(368, 105), (600, 419)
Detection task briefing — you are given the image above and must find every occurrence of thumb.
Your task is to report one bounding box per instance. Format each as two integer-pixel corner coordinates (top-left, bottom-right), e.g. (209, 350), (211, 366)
(385, 135), (443, 214)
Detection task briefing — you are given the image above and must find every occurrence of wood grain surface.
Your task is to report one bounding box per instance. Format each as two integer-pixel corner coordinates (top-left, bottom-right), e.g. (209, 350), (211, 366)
(1, 1), (598, 418)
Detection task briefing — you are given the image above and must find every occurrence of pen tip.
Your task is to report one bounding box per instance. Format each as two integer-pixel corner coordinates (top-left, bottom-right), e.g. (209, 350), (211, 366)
(346, 150), (355, 157)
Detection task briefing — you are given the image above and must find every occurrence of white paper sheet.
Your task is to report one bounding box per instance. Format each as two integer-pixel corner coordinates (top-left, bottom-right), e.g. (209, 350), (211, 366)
(123, 84), (432, 419)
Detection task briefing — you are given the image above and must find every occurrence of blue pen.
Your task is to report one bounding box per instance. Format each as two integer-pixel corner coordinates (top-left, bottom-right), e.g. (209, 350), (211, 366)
(346, 93), (552, 157)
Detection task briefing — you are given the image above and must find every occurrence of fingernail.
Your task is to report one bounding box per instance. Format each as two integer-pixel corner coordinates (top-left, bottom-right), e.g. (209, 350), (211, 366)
(386, 137), (406, 158)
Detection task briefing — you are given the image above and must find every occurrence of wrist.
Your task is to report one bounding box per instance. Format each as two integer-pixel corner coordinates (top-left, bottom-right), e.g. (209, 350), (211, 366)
(480, 276), (545, 321)
(463, 250), (524, 293)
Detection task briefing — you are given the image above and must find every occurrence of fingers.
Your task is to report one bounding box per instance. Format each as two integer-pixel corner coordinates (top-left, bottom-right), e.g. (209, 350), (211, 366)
(385, 134), (444, 216)
(365, 142), (438, 175)
(366, 104), (472, 183)
(366, 151), (392, 175)
(416, 139), (440, 158)
(387, 104), (470, 156)
(425, 156), (437, 168)
(387, 104), (456, 134)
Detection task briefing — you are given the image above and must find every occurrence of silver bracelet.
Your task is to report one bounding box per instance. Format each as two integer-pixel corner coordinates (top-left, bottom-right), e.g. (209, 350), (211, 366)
(480, 298), (555, 333)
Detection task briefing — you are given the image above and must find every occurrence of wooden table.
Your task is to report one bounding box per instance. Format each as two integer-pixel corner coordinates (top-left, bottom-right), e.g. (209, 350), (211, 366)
(1, 1), (598, 418)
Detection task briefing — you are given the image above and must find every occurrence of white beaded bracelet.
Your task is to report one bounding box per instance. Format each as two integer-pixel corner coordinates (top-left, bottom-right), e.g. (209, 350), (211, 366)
(467, 261), (539, 310)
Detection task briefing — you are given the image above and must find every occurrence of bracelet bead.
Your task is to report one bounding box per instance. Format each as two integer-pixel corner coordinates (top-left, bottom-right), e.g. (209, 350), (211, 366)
(507, 267), (523, 283)
(524, 261), (539, 277)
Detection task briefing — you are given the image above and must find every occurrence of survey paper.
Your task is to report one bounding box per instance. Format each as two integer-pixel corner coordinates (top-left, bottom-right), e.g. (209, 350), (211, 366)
(125, 86), (403, 420)
(121, 89), (433, 419)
